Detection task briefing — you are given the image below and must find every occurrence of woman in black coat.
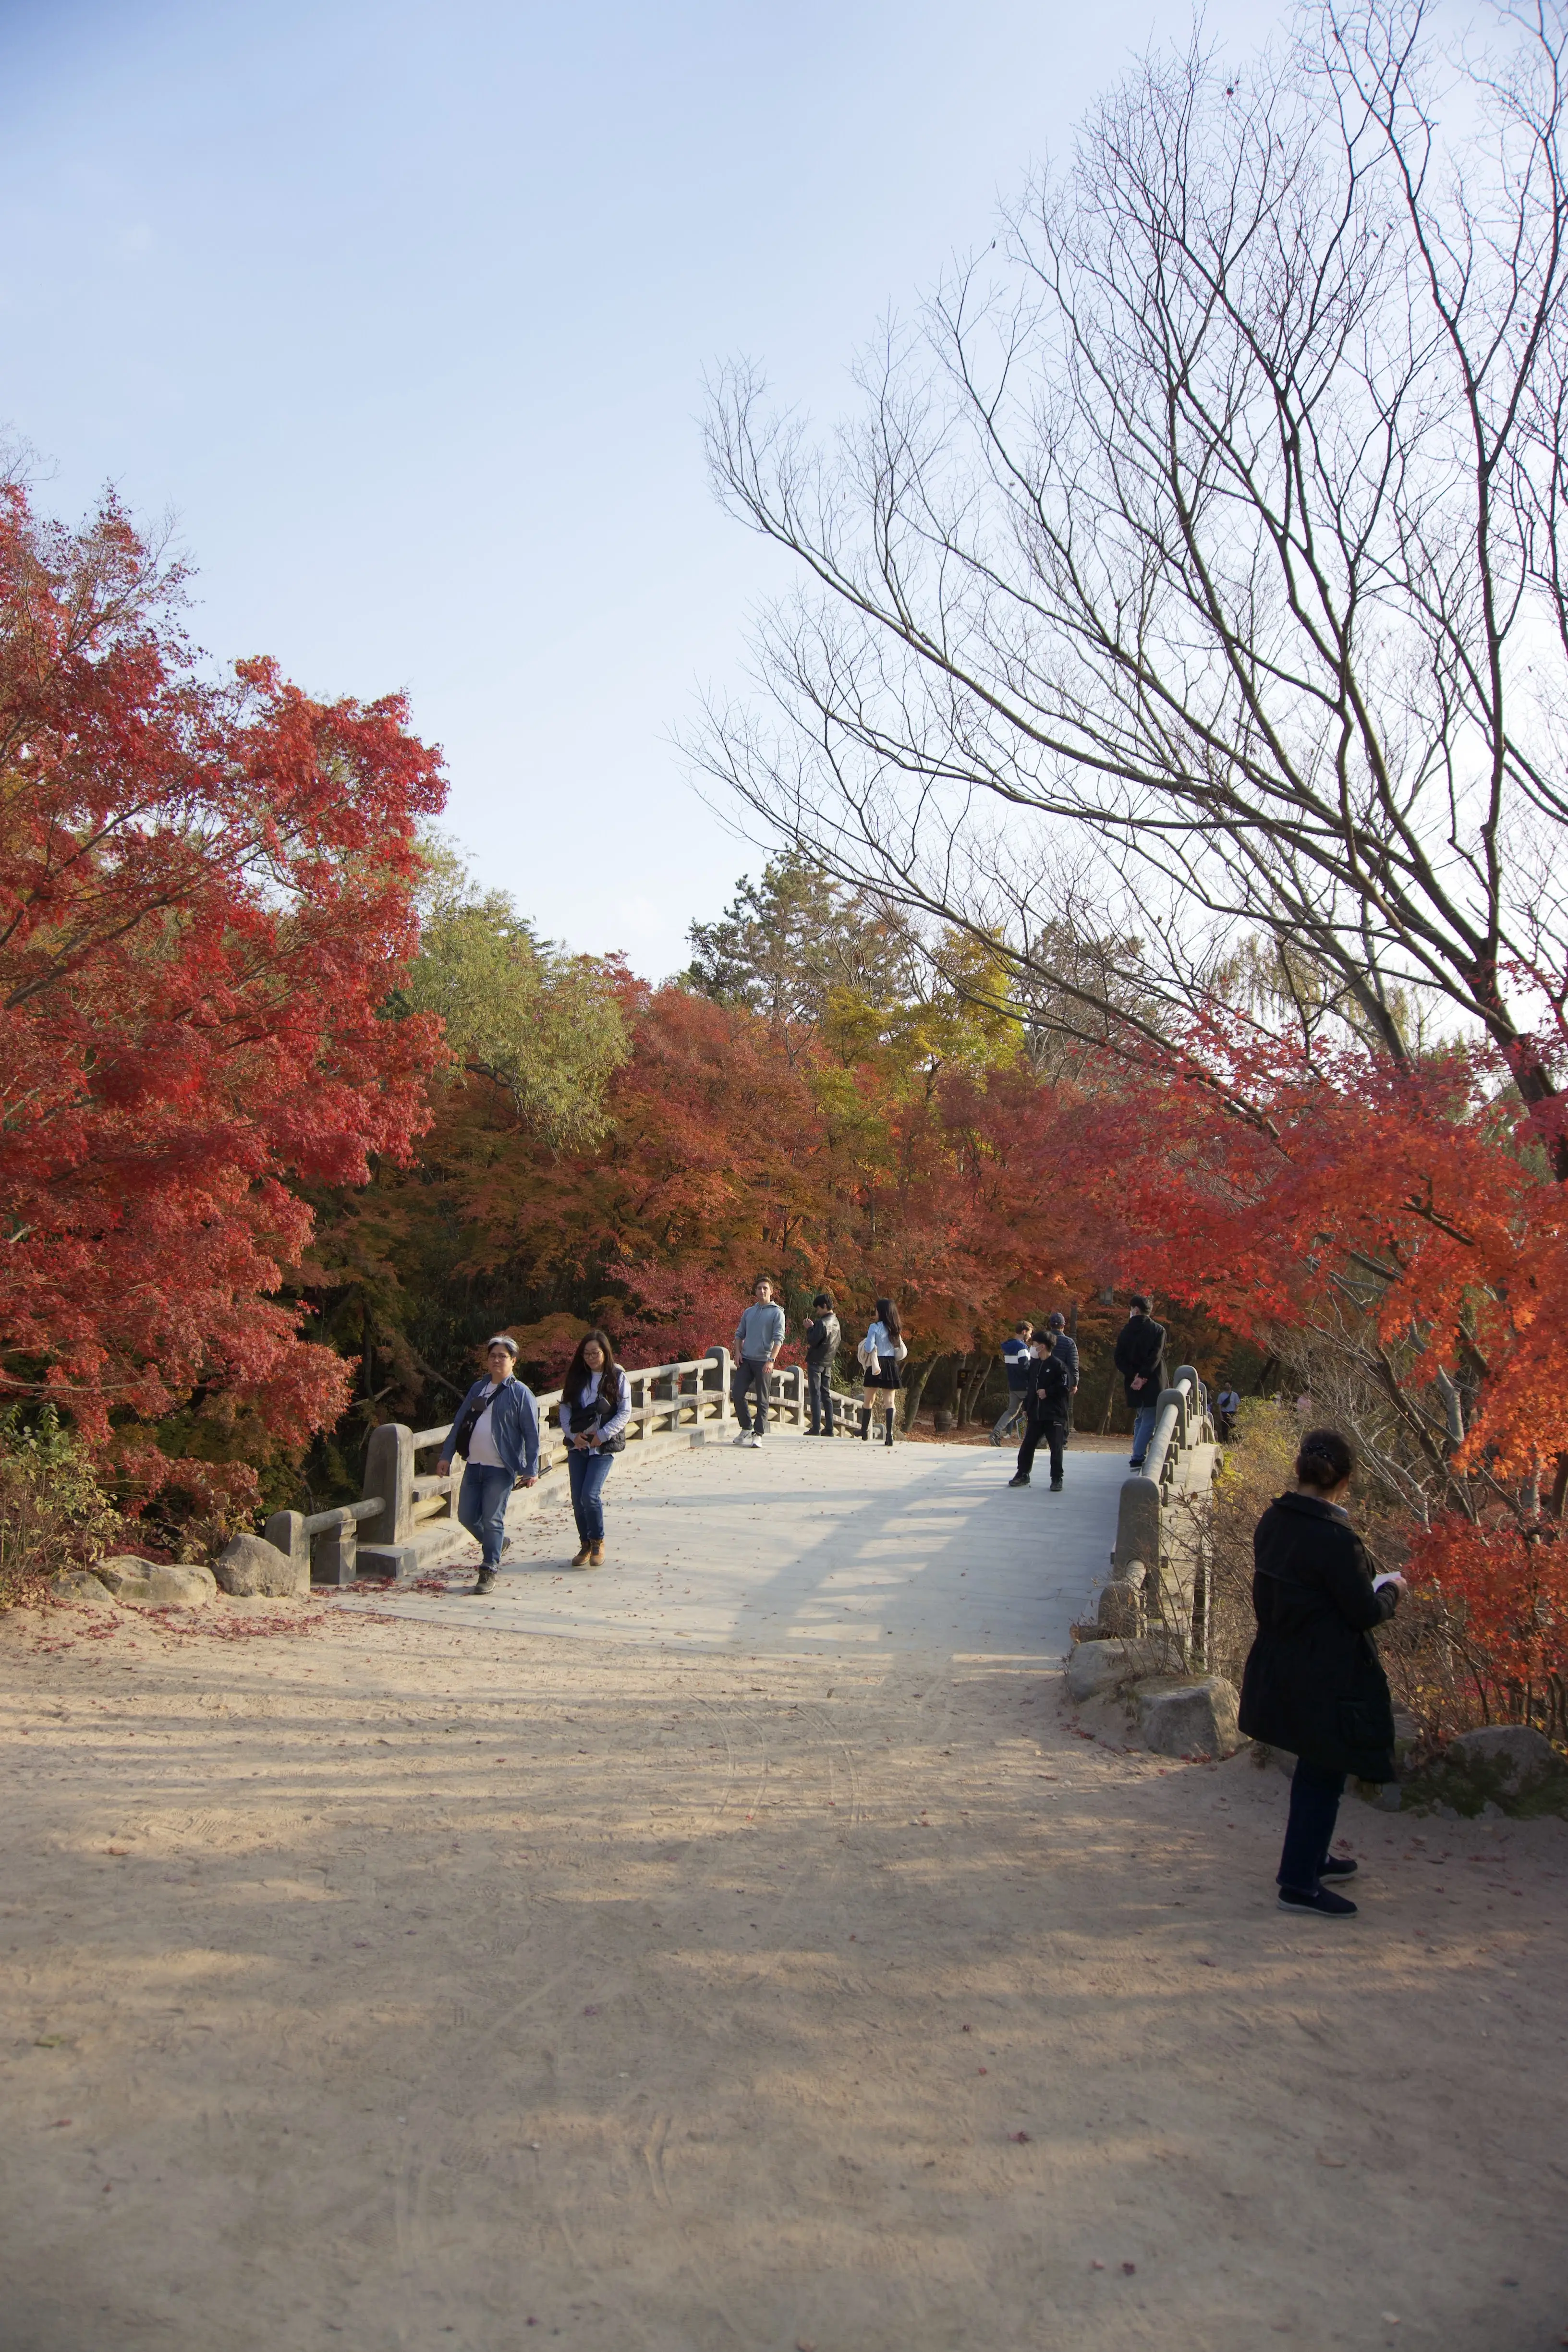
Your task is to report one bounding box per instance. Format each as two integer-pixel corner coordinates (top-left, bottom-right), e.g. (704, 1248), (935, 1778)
(1239, 1428), (1405, 1916)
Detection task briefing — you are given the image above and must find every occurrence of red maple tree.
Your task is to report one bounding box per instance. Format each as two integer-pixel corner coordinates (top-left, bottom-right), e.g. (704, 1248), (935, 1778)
(0, 487), (446, 1519)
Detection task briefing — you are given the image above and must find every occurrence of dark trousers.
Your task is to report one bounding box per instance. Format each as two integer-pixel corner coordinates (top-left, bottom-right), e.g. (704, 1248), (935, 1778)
(732, 1357), (771, 1435)
(805, 1363), (835, 1434)
(567, 1446), (614, 1543)
(1017, 1416), (1067, 1483)
(1278, 1757), (1347, 1890)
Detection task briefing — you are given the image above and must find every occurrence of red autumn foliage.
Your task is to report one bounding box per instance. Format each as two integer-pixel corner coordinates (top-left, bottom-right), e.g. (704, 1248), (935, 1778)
(0, 487), (446, 1517)
(1405, 1516), (1568, 1738)
(1046, 1018), (1568, 1485)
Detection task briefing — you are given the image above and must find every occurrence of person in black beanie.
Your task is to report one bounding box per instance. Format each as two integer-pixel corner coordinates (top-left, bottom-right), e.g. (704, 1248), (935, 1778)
(1239, 1427), (1405, 1916)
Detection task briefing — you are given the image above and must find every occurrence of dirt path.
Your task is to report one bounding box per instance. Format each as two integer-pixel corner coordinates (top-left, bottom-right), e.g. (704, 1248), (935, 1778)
(3, 1591), (1566, 2352)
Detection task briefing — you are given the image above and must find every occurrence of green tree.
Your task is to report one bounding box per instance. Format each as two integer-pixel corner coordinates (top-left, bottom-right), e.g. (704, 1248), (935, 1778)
(401, 837), (630, 1149)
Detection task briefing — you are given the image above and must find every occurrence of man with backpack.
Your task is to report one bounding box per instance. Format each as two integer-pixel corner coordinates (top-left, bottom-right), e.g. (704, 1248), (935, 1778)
(1008, 1335), (1073, 1491)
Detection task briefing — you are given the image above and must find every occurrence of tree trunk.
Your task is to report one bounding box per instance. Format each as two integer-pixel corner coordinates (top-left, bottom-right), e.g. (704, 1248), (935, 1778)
(900, 1356), (939, 1432)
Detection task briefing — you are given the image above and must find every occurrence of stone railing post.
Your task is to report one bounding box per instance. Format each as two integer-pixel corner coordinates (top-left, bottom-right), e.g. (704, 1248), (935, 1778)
(263, 1508), (308, 1576)
(707, 1346), (732, 1428)
(362, 1421), (414, 1544)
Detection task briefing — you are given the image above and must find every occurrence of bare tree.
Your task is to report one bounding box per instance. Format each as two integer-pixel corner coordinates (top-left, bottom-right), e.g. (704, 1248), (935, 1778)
(697, 1), (1568, 1158)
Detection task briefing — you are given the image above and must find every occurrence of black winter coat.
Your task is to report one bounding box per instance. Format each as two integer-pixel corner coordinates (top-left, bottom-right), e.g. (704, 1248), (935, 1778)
(1113, 1314), (1167, 1408)
(1024, 1350), (1072, 1424)
(1238, 1491), (1400, 1781)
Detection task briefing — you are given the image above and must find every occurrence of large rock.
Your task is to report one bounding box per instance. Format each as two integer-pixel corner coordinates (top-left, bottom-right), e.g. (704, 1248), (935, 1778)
(49, 1569), (120, 1609)
(214, 1532), (309, 1599)
(91, 1556), (217, 1610)
(1066, 1639), (1138, 1702)
(1134, 1674), (1242, 1759)
(1448, 1724), (1557, 1791)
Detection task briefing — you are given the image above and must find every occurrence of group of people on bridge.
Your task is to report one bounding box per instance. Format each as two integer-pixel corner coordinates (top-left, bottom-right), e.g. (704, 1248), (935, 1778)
(430, 1291), (1406, 1925)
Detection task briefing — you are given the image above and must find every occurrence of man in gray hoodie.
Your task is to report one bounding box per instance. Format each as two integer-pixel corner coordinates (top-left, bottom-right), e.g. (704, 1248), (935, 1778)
(732, 1276), (787, 1447)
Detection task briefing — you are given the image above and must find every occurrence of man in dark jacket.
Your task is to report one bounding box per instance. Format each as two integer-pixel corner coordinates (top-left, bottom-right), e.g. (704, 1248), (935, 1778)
(1008, 1341), (1072, 1490)
(803, 1290), (841, 1436)
(1239, 1428), (1405, 1916)
(1113, 1295), (1167, 1468)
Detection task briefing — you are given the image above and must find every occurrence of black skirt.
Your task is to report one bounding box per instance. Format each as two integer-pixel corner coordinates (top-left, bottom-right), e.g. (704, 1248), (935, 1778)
(864, 1359), (904, 1391)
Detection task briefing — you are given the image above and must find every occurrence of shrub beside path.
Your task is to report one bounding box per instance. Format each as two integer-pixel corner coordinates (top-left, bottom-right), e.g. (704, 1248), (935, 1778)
(2, 1432), (1565, 2351)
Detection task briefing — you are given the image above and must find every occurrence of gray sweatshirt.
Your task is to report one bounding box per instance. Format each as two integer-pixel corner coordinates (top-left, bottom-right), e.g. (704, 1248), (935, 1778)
(734, 1301), (786, 1362)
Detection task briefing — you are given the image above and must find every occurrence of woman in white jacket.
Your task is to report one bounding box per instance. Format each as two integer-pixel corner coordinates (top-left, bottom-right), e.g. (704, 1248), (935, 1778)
(857, 1297), (908, 1447)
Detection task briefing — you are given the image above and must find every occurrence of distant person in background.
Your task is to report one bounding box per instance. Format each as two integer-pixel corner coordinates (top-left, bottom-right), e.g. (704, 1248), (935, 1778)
(1045, 1310), (1079, 1399)
(1009, 1333), (1072, 1490)
(1216, 1385), (1242, 1441)
(558, 1329), (630, 1566)
(1240, 1428), (1404, 1917)
(990, 1320), (1035, 1445)
(858, 1298), (908, 1446)
(731, 1276), (786, 1449)
(436, 1336), (540, 1595)
(803, 1290), (841, 1436)
(1114, 1294), (1168, 1469)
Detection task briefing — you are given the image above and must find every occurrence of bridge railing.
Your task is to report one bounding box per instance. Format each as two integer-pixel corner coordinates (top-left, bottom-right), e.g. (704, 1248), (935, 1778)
(1109, 1365), (1216, 1665)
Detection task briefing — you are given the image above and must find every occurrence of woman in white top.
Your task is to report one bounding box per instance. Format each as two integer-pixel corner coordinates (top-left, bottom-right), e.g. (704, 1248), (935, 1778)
(857, 1297), (908, 1447)
(558, 1329), (631, 1566)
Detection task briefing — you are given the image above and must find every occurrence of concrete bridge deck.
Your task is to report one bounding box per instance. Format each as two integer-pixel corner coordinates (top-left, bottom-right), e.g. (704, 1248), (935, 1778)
(365, 1429), (1127, 1658)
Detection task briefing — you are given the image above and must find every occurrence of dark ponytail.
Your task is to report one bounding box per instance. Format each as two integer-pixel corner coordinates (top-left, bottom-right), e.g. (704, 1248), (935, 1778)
(1296, 1426), (1355, 1492)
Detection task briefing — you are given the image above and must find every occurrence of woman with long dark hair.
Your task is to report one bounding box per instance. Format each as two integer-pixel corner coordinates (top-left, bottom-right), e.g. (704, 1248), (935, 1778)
(1239, 1427), (1405, 1916)
(856, 1297), (907, 1447)
(558, 1329), (631, 1566)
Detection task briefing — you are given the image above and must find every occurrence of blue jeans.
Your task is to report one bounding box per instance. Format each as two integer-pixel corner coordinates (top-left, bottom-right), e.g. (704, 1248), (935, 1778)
(457, 1463), (513, 1568)
(1130, 1403), (1158, 1465)
(567, 1446), (614, 1542)
(1278, 1758), (1347, 1891)
(732, 1358), (771, 1435)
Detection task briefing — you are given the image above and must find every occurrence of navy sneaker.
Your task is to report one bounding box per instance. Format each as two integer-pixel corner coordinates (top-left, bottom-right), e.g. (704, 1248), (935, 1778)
(1277, 1883), (1357, 1916)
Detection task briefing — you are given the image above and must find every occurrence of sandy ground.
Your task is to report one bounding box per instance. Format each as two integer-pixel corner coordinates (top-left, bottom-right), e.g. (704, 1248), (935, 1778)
(4, 1438), (1568, 2352)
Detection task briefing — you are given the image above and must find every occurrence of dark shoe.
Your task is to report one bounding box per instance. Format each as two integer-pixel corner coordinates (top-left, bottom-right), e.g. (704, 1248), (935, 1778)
(1277, 1883), (1358, 1916)
(1318, 1855), (1359, 1880)
(1049, 1479), (1064, 1491)
(1009, 1473), (1031, 1488)
(1129, 1456), (1145, 1469)
(472, 1569), (497, 1595)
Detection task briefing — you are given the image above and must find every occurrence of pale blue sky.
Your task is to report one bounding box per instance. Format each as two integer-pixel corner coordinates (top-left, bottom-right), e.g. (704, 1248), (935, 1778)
(0, 0), (1256, 976)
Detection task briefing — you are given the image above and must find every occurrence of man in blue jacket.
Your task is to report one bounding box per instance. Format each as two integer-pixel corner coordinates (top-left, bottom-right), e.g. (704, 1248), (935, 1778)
(436, 1335), (540, 1594)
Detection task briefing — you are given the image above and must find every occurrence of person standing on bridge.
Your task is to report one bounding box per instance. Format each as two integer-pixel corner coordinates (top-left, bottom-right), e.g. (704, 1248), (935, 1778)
(436, 1336), (540, 1596)
(559, 1328), (631, 1566)
(1009, 1332), (1071, 1490)
(732, 1276), (786, 1448)
(1114, 1294), (1167, 1469)
(803, 1290), (841, 1436)
(1239, 1428), (1405, 1918)
(858, 1298), (907, 1446)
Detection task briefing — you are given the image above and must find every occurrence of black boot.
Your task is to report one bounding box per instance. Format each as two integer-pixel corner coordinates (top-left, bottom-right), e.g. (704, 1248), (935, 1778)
(472, 1568), (497, 1595)
(884, 1417), (895, 1447)
(860, 1407), (870, 1440)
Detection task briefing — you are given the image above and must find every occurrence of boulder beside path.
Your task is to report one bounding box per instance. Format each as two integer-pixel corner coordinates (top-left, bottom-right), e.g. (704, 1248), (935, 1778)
(214, 1532), (309, 1599)
(89, 1556), (218, 1610)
